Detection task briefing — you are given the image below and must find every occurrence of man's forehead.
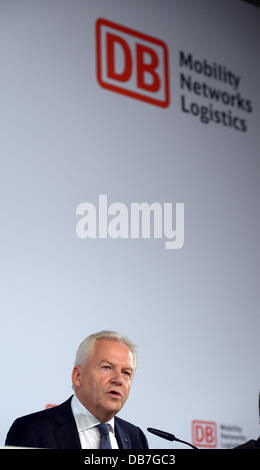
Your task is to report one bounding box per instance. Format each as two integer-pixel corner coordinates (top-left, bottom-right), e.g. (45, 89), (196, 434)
(91, 338), (133, 361)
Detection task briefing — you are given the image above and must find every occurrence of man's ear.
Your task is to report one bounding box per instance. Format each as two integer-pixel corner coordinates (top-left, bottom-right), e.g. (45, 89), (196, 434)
(72, 366), (82, 388)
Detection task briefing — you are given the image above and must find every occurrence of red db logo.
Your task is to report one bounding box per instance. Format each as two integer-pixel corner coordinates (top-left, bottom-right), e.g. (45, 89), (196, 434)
(96, 18), (170, 108)
(192, 420), (217, 448)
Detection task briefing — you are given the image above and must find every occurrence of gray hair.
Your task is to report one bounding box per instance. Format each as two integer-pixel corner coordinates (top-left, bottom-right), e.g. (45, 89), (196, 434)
(74, 330), (137, 371)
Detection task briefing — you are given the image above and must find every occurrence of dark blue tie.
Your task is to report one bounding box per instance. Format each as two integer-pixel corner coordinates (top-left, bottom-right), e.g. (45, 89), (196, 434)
(97, 423), (112, 449)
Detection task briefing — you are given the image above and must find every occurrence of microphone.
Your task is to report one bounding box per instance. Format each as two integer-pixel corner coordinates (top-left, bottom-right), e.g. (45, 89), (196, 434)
(147, 427), (198, 450)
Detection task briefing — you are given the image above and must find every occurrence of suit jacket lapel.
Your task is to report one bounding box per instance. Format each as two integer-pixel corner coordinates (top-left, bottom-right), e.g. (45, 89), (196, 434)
(115, 418), (131, 449)
(52, 397), (81, 449)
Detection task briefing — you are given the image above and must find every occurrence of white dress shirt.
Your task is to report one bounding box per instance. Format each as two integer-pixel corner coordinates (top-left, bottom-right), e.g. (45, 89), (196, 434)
(71, 394), (119, 449)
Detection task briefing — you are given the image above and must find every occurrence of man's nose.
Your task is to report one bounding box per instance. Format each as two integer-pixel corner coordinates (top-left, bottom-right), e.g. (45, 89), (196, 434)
(110, 369), (123, 384)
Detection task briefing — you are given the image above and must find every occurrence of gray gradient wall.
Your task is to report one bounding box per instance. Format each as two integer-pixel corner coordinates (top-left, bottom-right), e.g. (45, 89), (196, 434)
(0, 0), (259, 448)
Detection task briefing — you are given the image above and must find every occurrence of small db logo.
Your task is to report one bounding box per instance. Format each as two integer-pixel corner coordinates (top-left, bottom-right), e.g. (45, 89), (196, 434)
(96, 18), (170, 108)
(192, 420), (217, 448)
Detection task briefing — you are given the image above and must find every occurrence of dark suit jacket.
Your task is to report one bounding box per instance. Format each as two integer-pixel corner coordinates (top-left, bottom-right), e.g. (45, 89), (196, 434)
(5, 396), (149, 449)
(234, 436), (260, 449)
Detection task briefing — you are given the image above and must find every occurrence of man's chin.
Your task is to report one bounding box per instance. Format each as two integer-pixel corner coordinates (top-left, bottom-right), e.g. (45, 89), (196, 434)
(101, 397), (124, 416)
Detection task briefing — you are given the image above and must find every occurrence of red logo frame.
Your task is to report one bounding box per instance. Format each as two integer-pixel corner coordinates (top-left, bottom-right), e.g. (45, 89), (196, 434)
(96, 18), (170, 108)
(192, 420), (217, 448)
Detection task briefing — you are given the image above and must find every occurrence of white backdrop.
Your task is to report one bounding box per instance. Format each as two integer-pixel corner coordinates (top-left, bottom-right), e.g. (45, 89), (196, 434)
(0, 0), (259, 449)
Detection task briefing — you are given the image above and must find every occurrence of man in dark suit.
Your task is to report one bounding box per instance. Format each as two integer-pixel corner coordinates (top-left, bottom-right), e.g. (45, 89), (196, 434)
(5, 330), (149, 449)
(235, 436), (260, 449)
(234, 392), (260, 450)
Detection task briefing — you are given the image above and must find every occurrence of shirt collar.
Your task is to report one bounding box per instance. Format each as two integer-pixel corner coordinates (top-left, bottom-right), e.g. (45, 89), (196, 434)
(71, 394), (115, 433)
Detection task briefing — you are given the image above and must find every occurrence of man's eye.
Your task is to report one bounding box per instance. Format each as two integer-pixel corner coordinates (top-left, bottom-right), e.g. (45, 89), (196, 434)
(102, 365), (111, 370)
(123, 371), (131, 376)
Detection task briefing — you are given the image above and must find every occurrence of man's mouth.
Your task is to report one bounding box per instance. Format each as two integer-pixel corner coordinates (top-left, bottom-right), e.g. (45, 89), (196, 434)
(107, 390), (122, 399)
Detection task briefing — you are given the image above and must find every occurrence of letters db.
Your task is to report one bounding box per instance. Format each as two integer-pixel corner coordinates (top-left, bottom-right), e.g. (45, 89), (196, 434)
(192, 420), (217, 448)
(96, 18), (170, 108)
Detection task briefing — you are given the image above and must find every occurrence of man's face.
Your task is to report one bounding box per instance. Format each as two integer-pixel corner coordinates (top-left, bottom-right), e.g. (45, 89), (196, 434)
(72, 339), (135, 422)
